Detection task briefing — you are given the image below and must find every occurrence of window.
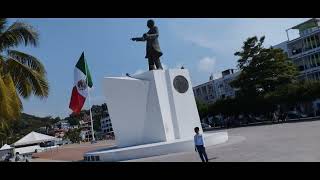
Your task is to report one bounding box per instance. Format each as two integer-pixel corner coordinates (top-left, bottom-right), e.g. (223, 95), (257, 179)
(316, 53), (320, 66)
(302, 57), (308, 70)
(207, 85), (213, 94)
(95, 156), (100, 161)
(196, 88), (201, 96)
(316, 35), (320, 47)
(310, 55), (315, 68)
(311, 36), (316, 49)
(304, 39), (311, 51)
(314, 54), (318, 67)
(201, 86), (207, 94)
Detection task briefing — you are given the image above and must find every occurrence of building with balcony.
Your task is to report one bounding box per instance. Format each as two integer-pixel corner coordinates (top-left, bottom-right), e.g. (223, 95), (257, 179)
(193, 69), (240, 104)
(79, 114), (94, 141)
(273, 18), (320, 115)
(274, 18), (320, 81)
(100, 116), (113, 135)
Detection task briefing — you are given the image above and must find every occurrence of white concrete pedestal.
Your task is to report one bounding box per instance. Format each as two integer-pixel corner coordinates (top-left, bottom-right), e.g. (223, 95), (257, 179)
(85, 132), (228, 162)
(84, 69), (228, 161)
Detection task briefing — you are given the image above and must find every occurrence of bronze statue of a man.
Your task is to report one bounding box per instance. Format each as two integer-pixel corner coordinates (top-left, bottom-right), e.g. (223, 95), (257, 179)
(131, 19), (163, 71)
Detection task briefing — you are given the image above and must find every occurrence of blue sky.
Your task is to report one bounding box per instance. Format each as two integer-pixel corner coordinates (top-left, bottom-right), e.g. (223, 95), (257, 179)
(8, 18), (307, 118)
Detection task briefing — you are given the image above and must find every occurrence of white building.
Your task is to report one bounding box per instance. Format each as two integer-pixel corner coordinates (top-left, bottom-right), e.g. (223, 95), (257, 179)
(273, 18), (320, 81)
(100, 116), (113, 135)
(53, 120), (71, 130)
(193, 69), (240, 104)
(273, 18), (320, 115)
(80, 130), (92, 141)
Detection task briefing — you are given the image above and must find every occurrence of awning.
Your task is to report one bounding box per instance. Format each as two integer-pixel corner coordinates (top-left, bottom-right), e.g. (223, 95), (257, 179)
(13, 131), (58, 147)
(0, 144), (13, 150)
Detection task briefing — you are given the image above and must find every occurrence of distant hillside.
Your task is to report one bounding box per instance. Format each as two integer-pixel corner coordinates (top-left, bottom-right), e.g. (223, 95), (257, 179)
(1, 103), (109, 145)
(1, 113), (58, 144)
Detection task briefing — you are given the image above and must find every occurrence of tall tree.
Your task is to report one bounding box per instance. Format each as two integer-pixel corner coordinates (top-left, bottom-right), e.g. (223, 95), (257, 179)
(195, 99), (209, 119)
(0, 18), (49, 131)
(231, 36), (299, 97)
(208, 36), (299, 118)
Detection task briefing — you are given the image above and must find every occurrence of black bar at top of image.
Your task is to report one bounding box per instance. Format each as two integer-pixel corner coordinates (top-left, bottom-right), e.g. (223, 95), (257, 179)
(0, 1), (318, 18)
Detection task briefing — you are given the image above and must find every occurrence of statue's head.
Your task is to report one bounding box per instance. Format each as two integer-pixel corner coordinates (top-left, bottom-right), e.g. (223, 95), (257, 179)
(147, 19), (155, 28)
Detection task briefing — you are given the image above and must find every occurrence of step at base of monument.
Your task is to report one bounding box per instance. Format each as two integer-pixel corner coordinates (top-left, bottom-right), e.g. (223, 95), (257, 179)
(84, 132), (228, 162)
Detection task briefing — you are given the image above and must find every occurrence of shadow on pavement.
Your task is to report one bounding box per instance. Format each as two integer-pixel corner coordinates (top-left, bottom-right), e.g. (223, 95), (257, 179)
(208, 157), (218, 161)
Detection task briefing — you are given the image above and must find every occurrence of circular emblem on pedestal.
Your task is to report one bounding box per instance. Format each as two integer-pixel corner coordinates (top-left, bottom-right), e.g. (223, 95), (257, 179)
(173, 75), (189, 93)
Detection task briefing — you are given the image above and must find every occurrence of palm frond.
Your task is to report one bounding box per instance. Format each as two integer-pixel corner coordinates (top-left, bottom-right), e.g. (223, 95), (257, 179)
(0, 74), (21, 120)
(2, 74), (22, 119)
(16, 77), (33, 98)
(0, 18), (7, 33)
(7, 59), (49, 99)
(0, 75), (11, 120)
(0, 55), (5, 74)
(0, 21), (38, 51)
(7, 50), (46, 74)
(0, 120), (8, 137)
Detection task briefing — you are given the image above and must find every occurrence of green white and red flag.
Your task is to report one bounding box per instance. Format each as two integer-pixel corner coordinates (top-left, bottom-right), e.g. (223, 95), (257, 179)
(69, 52), (93, 113)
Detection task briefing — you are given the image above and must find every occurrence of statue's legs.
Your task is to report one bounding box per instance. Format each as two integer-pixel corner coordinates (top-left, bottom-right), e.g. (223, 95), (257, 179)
(148, 58), (156, 70)
(154, 58), (163, 70)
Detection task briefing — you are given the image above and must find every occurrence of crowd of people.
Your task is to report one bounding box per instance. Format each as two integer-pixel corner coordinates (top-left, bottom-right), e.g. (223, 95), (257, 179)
(2, 152), (30, 162)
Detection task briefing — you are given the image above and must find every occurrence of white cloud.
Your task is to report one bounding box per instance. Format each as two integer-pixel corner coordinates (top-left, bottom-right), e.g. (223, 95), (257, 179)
(162, 63), (168, 70)
(197, 57), (216, 73)
(168, 18), (308, 56)
(133, 69), (145, 75)
(175, 63), (184, 69)
(212, 72), (222, 79)
(183, 35), (221, 52)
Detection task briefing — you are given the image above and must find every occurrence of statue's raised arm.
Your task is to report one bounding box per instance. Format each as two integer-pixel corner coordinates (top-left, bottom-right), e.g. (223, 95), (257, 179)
(131, 36), (145, 41)
(131, 19), (163, 71)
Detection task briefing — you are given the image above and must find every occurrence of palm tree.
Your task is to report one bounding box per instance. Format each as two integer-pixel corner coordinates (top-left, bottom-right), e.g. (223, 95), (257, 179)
(0, 18), (49, 132)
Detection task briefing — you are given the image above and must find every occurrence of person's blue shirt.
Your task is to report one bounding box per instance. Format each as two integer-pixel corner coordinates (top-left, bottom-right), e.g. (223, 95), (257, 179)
(194, 134), (204, 146)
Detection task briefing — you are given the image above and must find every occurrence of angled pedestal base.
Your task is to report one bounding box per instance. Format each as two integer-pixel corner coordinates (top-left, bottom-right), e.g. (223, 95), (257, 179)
(84, 132), (228, 162)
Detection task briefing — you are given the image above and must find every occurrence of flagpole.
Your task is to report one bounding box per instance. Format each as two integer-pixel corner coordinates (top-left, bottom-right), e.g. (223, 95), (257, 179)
(87, 87), (95, 142)
(84, 52), (95, 142)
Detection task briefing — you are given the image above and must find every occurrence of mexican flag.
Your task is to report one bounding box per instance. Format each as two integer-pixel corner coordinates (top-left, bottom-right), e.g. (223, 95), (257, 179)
(69, 52), (93, 113)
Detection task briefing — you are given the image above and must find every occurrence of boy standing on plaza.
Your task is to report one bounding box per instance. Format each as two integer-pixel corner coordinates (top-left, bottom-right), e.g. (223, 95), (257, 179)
(194, 127), (209, 162)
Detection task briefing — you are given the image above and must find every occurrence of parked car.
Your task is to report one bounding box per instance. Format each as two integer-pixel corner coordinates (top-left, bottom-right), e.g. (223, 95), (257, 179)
(201, 123), (211, 129)
(238, 114), (256, 125)
(253, 115), (266, 122)
(287, 111), (307, 119)
(209, 116), (225, 128)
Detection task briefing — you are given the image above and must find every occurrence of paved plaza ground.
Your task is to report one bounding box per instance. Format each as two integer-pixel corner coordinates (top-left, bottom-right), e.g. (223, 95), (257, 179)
(32, 140), (115, 162)
(32, 120), (320, 162)
(126, 120), (320, 162)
